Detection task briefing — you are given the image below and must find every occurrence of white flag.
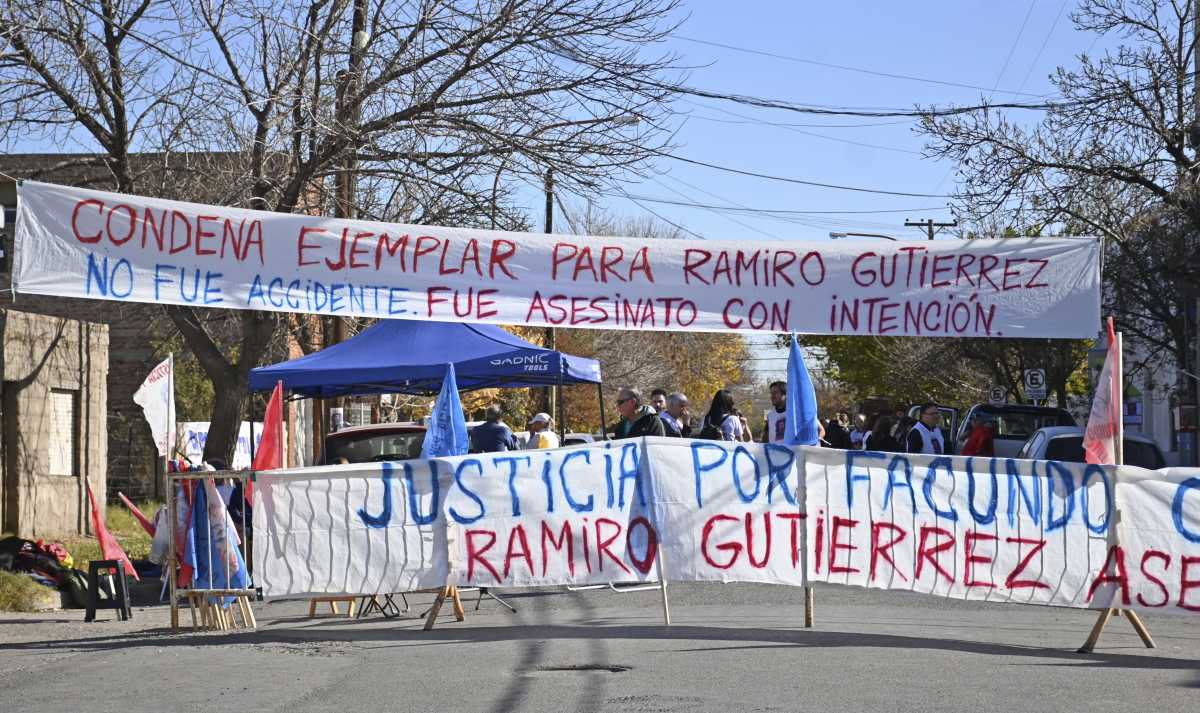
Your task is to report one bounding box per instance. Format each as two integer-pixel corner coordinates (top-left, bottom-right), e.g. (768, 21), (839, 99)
(133, 354), (175, 458)
(1084, 318), (1119, 465)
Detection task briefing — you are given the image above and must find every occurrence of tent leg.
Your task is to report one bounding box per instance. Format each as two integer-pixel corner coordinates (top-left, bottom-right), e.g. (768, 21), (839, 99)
(557, 372), (566, 440)
(597, 382), (608, 441)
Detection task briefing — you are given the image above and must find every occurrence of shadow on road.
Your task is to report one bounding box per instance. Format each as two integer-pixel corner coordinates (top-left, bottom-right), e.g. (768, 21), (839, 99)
(5, 621), (1199, 678)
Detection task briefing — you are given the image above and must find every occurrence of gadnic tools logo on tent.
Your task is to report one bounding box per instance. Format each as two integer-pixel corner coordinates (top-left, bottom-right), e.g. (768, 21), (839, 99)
(490, 354), (550, 372)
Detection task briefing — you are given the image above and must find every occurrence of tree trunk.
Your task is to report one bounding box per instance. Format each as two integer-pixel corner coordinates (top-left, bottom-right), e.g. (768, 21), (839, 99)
(204, 377), (246, 466)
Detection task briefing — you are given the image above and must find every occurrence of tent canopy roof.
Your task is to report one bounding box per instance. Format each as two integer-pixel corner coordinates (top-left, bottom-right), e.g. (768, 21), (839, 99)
(248, 320), (602, 398)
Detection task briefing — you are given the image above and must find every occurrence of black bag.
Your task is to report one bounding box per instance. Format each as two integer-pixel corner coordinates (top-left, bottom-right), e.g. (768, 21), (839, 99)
(697, 418), (722, 440)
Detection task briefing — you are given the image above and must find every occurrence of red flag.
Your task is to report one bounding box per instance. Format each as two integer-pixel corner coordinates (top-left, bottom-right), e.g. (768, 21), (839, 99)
(247, 380), (284, 503)
(117, 491), (156, 536)
(1084, 317), (1121, 465)
(86, 482), (139, 581)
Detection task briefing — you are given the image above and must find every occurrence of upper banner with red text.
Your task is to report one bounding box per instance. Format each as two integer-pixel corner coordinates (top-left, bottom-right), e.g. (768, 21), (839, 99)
(15, 181), (1101, 337)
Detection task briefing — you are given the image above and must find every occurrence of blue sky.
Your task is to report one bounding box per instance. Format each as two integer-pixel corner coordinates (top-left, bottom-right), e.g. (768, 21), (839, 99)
(552, 0), (1104, 244)
(568, 0), (1103, 377)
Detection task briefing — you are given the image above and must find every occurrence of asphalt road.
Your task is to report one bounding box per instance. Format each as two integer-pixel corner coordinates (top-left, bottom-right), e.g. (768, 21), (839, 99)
(1, 583), (1197, 713)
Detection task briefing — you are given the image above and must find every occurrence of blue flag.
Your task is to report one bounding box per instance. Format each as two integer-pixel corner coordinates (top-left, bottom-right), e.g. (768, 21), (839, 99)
(784, 334), (821, 446)
(421, 363), (469, 458)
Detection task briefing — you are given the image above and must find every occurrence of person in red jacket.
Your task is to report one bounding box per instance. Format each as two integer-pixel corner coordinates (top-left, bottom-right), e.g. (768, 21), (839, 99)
(960, 415), (996, 457)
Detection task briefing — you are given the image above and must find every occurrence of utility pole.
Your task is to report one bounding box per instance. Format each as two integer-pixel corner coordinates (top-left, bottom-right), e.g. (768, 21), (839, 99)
(320, 0), (368, 449)
(905, 218), (957, 240)
(1192, 0), (1200, 465)
(544, 169), (557, 422)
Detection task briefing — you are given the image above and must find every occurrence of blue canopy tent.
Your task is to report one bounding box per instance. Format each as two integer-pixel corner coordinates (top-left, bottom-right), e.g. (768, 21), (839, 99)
(248, 319), (606, 434)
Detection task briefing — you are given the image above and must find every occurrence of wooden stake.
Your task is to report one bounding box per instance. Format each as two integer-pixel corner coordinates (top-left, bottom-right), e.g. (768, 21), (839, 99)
(423, 587), (450, 630)
(450, 587), (465, 621)
(804, 586), (814, 628)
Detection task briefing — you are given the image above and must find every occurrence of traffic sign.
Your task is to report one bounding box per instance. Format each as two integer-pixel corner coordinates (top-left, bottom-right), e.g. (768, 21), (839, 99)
(1024, 368), (1047, 400)
(988, 386), (1006, 405)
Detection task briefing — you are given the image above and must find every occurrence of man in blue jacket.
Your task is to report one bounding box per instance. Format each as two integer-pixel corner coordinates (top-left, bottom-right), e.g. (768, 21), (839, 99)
(470, 404), (518, 453)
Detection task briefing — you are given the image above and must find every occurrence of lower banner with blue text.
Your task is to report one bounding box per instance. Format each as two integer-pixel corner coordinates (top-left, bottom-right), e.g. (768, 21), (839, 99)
(253, 438), (1200, 615)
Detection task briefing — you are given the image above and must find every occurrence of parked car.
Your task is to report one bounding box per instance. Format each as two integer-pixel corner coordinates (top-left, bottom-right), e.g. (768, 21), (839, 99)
(1016, 426), (1166, 470)
(321, 422), (426, 465)
(954, 404), (1076, 459)
(562, 432), (597, 446)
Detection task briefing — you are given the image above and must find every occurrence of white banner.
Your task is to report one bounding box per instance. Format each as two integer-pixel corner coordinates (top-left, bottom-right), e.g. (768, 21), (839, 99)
(253, 462), (447, 598)
(132, 354), (174, 458)
(442, 442), (659, 587)
(16, 181), (1101, 338)
(804, 447), (1110, 608)
(647, 439), (806, 586)
(805, 449), (1200, 615)
(177, 421), (264, 469)
(253, 438), (1200, 614)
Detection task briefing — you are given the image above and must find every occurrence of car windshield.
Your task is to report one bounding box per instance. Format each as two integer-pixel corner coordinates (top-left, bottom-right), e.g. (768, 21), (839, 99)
(326, 432), (424, 464)
(976, 409), (1074, 440)
(1043, 436), (1165, 470)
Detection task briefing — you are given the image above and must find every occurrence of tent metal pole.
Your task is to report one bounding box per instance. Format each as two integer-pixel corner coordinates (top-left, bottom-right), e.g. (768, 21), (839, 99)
(556, 371), (566, 440)
(597, 382), (608, 441)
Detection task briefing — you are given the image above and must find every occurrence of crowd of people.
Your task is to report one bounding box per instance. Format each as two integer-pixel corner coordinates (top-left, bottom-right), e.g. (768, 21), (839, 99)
(823, 403), (995, 456)
(609, 383), (808, 444)
(467, 388), (995, 457)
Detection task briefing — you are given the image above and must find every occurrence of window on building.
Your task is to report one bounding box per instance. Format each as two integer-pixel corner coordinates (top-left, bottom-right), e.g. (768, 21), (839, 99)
(48, 389), (79, 476)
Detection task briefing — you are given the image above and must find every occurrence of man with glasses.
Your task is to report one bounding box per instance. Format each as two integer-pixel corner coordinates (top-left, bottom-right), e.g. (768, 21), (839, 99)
(612, 387), (665, 439)
(906, 402), (945, 455)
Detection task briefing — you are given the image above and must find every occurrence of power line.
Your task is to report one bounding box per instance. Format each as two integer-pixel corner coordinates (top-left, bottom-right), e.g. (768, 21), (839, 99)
(653, 174), (916, 232)
(1016, 0), (1071, 93)
(677, 113), (915, 129)
(658, 151), (960, 197)
(680, 99), (922, 155)
(615, 189), (708, 240)
(648, 174), (787, 238)
(675, 34), (1045, 98)
(664, 82), (1065, 118)
(609, 193), (953, 215)
(917, 1), (1044, 212)
(992, 0), (1039, 89)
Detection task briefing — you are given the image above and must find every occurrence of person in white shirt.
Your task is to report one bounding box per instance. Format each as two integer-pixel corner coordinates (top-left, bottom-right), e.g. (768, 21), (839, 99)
(761, 381), (825, 445)
(525, 412), (560, 449)
(701, 389), (743, 441)
(906, 402), (946, 454)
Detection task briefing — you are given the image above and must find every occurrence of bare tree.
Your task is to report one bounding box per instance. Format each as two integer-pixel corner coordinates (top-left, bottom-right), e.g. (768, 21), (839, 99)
(919, 0), (1200, 393)
(1, 0), (683, 461)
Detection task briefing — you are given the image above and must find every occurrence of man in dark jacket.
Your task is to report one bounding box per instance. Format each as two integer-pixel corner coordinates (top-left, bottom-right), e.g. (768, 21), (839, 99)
(471, 404), (518, 453)
(612, 387), (665, 439)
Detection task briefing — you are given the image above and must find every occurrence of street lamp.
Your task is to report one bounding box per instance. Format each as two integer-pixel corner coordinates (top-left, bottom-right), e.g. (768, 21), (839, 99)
(828, 231), (899, 241)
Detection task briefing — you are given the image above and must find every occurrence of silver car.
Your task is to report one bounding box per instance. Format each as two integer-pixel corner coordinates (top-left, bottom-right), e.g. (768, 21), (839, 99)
(1016, 426), (1166, 470)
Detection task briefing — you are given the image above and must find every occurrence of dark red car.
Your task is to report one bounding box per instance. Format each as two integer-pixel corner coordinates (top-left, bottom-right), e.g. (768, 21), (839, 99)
(321, 422), (427, 465)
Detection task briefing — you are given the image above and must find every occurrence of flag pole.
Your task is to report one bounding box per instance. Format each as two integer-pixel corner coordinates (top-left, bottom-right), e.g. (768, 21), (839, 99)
(1078, 326), (1155, 652)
